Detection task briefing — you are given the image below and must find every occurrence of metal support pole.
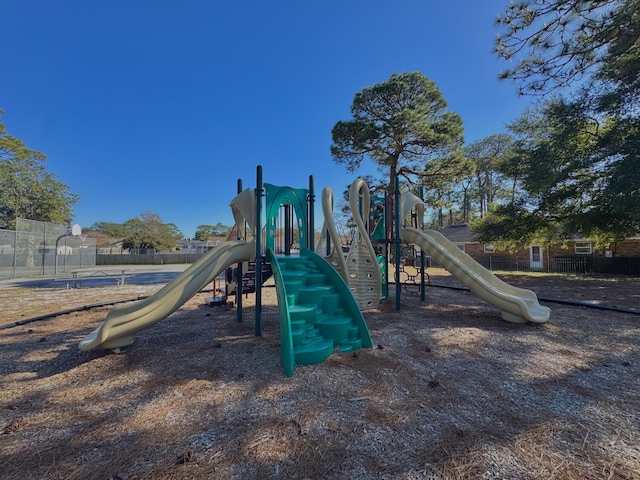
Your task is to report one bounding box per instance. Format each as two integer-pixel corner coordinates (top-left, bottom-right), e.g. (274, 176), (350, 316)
(384, 190), (389, 290)
(284, 205), (291, 256)
(54, 230), (67, 275)
(236, 178), (243, 323)
(308, 175), (315, 251)
(11, 230), (17, 279)
(420, 186), (426, 302)
(395, 177), (401, 310)
(41, 223), (47, 275)
(255, 166), (264, 336)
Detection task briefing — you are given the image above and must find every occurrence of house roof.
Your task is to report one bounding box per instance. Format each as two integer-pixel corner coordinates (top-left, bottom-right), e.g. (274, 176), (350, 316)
(438, 224), (479, 243)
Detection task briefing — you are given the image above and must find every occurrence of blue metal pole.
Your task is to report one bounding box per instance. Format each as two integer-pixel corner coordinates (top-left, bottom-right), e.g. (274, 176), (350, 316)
(395, 177), (401, 311)
(255, 166), (264, 336)
(236, 178), (243, 322)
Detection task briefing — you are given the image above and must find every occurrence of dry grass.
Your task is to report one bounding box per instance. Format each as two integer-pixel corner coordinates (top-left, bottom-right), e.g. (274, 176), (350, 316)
(1, 270), (639, 479)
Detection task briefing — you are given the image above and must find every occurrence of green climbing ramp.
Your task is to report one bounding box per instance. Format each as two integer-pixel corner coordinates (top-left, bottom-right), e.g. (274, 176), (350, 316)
(268, 247), (373, 377)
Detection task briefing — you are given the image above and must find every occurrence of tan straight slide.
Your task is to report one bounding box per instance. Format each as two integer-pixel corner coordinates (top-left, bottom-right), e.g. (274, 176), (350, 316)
(401, 227), (550, 324)
(79, 240), (255, 351)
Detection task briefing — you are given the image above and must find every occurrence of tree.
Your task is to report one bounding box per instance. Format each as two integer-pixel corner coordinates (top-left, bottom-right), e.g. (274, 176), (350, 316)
(475, 100), (639, 247)
(194, 223), (232, 241)
(121, 211), (183, 252)
(494, 0), (640, 97)
(422, 156), (475, 227)
(0, 109), (79, 229)
(463, 134), (515, 219)
(490, 0), (640, 244)
(331, 72), (466, 198)
(90, 221), (131, 239)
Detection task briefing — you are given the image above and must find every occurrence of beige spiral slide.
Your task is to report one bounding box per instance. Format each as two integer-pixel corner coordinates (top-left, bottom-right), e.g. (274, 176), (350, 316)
(398, 191), (550, 324)
(79, 190), (257, 351)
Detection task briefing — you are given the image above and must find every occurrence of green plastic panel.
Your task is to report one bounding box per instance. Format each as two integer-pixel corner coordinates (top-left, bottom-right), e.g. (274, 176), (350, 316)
(264, 183), (309, 253)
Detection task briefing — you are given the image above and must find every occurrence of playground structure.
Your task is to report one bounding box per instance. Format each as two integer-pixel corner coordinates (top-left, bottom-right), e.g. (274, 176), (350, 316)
(78, 167), (550, 376)
(79, 167), (375, 377)
(315, 179), (382, 310)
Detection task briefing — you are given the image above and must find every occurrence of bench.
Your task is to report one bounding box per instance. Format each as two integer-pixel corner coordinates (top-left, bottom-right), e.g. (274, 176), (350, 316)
(58, 270), (134, 288)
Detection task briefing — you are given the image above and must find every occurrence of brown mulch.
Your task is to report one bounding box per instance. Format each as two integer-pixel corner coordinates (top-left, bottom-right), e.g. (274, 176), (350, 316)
(423, 268), (640, 311)
(1, 270), (639, 479)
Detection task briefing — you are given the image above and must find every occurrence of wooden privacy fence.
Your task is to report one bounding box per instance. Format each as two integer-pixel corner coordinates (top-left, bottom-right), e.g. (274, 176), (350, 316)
(97, 253), (202, 265)
(97, 252), (640, 275)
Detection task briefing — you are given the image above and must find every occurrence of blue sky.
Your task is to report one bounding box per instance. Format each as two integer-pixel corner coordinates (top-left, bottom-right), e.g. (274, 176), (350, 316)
(1, 0), (532, 238)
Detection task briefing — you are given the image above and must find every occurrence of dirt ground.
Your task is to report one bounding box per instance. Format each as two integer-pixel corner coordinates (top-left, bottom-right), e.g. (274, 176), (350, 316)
(1, 269), (639, 479)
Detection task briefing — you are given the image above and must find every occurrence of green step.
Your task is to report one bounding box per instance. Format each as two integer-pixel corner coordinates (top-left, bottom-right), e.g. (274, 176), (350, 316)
(289, 304), (318, 324)
(338, 338), (363, 352)
(284, 280), (304, 302)
(291, 328), (306, 347)
(322, 293), (341, 315)
(294, 338), (334, 365)
(305, 273), (327, 285)
(315, 316), (352, 344)
(347, 325), (360, 339)
(282, 270), (307, 282)
(305, 325), (320, 337)
(298, 285), (334, 306)
(290, 319), (306, 331)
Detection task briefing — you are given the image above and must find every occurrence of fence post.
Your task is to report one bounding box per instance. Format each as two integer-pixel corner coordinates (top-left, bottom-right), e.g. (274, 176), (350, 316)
(12, 230), (17, 279)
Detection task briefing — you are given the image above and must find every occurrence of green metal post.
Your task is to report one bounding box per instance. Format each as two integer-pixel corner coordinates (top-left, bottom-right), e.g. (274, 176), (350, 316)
(255, 166), (264, 336)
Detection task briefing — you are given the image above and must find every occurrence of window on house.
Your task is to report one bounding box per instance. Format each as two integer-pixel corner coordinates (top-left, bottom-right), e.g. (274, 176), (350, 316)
(575, 242), (592, 254)
(484, 244), (495, 254)
(456, 244), (465, 252)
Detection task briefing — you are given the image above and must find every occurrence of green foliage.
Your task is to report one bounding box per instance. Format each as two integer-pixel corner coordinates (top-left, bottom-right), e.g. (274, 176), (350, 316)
(489, 0), (640, 244)
(422, 155), (475, 226)
(494, 0), (639, 96)
(471, 200), (562, 251)
(92, 212), (182, 251)
(463, 134), (516, 218)
(330, 72), (466, 196)
(194, 223), (232, 241)
(474, 98), (639, 245)
(0, 109), (79, 229)
(166, 222), (182, 239)
(121, 211), (182, 252)
(90, 221), (131, 238)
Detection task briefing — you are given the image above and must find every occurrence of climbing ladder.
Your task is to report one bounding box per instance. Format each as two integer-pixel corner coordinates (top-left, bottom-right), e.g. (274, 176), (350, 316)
(225, 260), (273, 296)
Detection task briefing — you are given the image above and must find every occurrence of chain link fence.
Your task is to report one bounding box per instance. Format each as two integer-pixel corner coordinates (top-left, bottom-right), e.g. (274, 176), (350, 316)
(0, 218), (96, 280)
